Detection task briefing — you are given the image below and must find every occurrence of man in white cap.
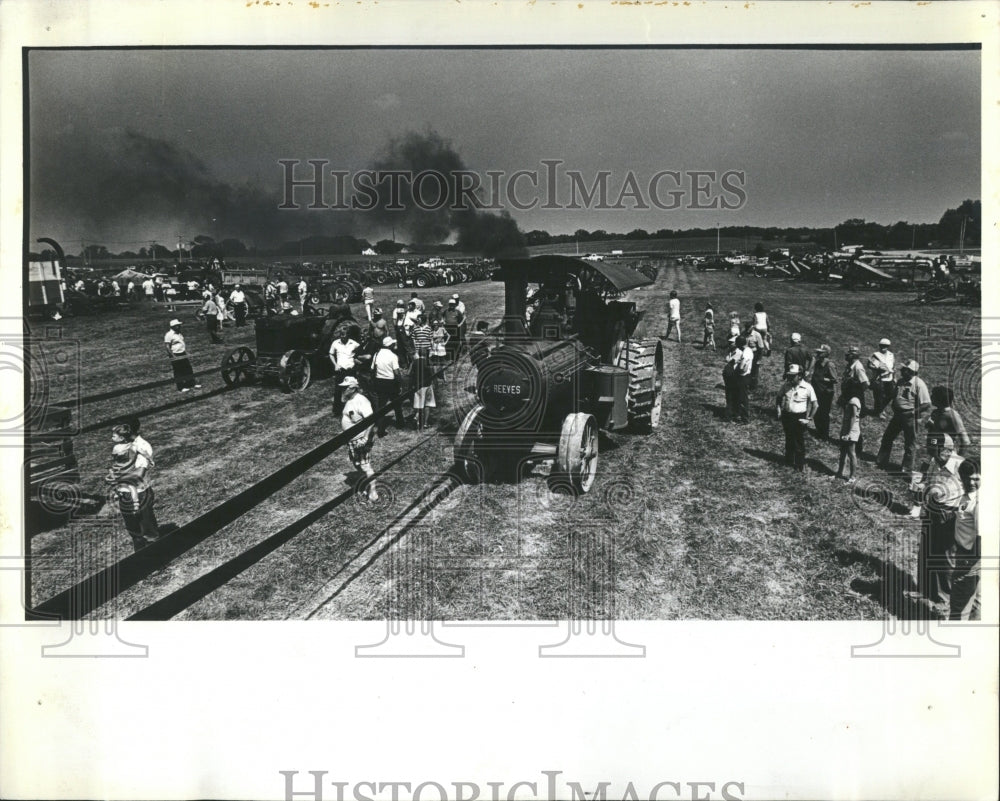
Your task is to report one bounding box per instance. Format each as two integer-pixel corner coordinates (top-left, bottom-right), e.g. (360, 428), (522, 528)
(867, 337), (895, 416)
(783, 332), (811, 375)
(775, 363), (817, 471)
(229, 283), (248, 326)
(443, 297), (464, 362)
(451, 292), (466, 317)
(372, 336), (406, 435)
(877, 359), (930, 474)
(163, 319), (201, 392)
(339, 376), (378, 503)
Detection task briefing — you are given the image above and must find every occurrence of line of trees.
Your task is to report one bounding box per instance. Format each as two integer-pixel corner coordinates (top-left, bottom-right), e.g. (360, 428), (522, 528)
(525, 200), (981, 251)
(58, 199), (979, 261)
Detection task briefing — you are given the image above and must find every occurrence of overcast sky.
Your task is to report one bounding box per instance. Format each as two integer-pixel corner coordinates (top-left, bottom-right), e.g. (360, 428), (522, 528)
(28, 47), (980, 250)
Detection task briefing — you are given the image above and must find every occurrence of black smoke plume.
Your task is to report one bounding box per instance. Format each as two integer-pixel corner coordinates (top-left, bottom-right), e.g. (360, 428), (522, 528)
(369, 130), (527, 257)
(32, 127), (351, 248)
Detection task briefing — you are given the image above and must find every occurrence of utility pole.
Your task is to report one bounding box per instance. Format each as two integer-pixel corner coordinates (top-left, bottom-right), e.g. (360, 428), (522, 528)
(911, 225), (916, 250)
(716, 222), (720, 255)
(959, 217), (968, 256)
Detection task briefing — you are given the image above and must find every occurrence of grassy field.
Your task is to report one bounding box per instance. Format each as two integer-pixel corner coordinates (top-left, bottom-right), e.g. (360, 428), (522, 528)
(27, 266), (980, 620)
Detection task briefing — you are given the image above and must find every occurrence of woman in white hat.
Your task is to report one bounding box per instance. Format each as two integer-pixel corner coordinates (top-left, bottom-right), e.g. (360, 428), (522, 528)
(163, 319), (201, 392)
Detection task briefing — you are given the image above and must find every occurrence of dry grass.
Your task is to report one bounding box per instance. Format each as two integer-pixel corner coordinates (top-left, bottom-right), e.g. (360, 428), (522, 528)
(28, 268), (980, 620)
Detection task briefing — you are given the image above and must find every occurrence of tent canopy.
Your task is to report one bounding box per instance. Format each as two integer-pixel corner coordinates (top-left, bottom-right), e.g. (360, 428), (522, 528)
(113, 268), (153, 281)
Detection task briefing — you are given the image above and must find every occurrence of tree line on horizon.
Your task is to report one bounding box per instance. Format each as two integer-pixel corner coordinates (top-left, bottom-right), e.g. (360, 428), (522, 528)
(41, 199), (979, 262)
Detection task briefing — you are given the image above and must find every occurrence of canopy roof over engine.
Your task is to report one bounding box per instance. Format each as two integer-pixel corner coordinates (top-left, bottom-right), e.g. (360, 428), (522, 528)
(494, 255), (653, 292)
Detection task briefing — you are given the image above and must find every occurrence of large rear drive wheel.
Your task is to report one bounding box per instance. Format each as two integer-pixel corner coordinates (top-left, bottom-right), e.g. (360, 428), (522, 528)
(454, 404), (486, 483)
(554, 412), (598, 494)
(614, 338), (664, 431)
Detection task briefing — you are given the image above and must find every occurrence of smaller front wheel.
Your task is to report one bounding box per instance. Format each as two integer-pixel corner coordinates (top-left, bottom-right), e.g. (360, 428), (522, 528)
(279, 350), (311, 392)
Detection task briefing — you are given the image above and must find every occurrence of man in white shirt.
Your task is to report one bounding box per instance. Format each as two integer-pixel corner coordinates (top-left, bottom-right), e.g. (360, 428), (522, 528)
(277, 277), (289, 305)
(199, 295), (224, 343)
(329, 329), (360, 412)
(142, 277), (155, 300)
(340, 376), (378, 502)
(451, 293), (466, 316)
(867, 337), (895, 417)
(775, 363), (818, 472)
(665, 290), (681, 342)
(409, 292), (425, 313)
(298, 278), (308, 311)
(372, 336), (405, 434)
(362, 285), (375, 320)
(229, 284), (248, 326)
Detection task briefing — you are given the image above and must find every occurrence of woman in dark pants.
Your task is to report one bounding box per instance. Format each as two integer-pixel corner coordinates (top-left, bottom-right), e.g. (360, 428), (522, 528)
(163, 319), (201, 392)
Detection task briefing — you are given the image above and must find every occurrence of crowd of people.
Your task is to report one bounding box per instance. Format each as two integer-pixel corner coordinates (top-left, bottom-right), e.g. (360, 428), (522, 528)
(324, 289), (474, 504)
(665, 290), (981, 621)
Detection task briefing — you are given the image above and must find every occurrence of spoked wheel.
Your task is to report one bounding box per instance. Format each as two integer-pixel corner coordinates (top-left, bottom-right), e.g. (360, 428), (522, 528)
(279, 350), (312, 392)
(555, 413), (598, 494)
(220, 346), (256, 386)
(614, 338), (664, 431)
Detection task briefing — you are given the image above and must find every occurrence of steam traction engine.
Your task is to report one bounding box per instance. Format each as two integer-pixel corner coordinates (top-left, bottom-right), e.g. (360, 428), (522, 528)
(454, 256), (663, 493)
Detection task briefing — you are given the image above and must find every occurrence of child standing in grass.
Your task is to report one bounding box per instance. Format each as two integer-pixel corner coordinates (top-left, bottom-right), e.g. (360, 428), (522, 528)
(702, 303), (715, 350)
(836, 393), (862, 483)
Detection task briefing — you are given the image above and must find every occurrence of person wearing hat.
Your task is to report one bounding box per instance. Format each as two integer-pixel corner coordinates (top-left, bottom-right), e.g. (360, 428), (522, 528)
(775, 363), (818, 472)
(361, 284), (375, 321)
(443, 297), (465, 362)
(867, 338), (896, 417)
(104, 423), (160, 552)
(229, 283), (249, 326)
(911, 432), (965, 614)
(783, 332), (812, 375)
(339, 376), (378, 503)
(451, 293), (466, 317)
(163, 319), (200, 392)
(877, 359), (930, 474)
(372, 336), (405, 435)
(807, 344), (839, 440)
(429, 299), (445, 328)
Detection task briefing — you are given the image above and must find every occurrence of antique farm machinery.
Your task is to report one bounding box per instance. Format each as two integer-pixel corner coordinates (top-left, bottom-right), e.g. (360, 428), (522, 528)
(453, 255), (663, 493)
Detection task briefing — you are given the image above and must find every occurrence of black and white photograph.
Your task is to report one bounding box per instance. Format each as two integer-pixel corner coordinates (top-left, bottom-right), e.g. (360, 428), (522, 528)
(1, 1), (996, 799)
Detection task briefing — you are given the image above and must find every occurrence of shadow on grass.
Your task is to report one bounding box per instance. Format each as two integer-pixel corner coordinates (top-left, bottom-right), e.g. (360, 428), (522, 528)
(700, 402), (730, 421)
(833, 548), (930, 621)
(80, 384), (234, 434)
